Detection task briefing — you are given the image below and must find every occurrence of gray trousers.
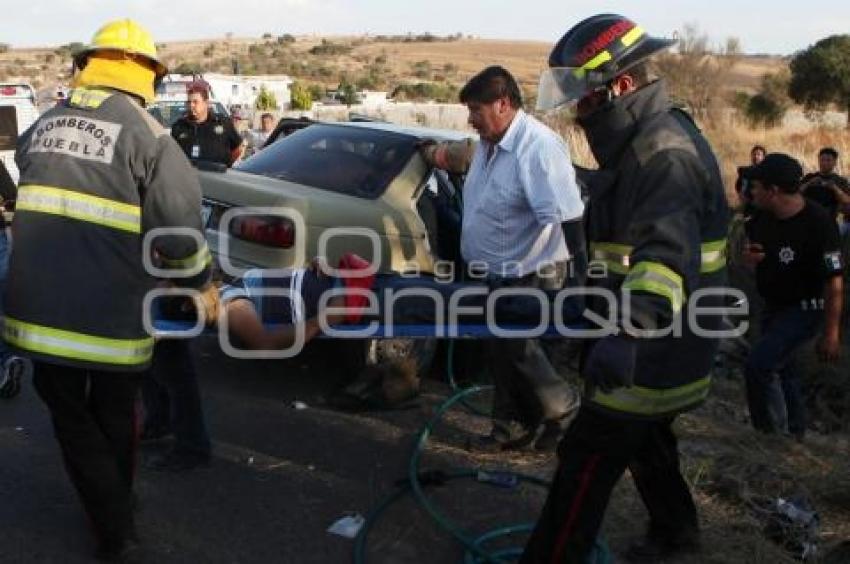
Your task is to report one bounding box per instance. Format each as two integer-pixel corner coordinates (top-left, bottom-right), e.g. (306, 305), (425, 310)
(487, 262), (575, 432)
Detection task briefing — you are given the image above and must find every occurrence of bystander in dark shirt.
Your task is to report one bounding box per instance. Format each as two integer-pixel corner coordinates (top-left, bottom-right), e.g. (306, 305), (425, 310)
(746, 200), (842, 309)
(171, 113), (242, 167)
(800, 172), (850, 218)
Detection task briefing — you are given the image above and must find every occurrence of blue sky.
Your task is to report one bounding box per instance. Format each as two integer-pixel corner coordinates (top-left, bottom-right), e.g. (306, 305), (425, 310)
(6, 0), (849, 55)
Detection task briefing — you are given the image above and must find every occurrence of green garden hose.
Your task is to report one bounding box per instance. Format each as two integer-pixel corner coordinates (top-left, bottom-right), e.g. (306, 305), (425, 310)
(353, 342), (609, 564)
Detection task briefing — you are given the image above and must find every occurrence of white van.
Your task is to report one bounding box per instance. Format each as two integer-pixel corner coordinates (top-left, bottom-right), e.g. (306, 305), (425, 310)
(0, 83), (40, 183)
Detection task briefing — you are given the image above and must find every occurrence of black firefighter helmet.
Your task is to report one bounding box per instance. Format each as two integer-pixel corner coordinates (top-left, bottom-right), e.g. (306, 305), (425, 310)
(536, 14), (675, 110)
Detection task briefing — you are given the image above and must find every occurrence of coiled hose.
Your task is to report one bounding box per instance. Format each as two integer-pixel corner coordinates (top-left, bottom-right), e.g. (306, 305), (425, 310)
(352, 341), (609, 563)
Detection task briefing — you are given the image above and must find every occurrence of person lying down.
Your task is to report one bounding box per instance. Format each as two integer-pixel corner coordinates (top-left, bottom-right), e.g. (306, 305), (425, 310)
(161, 253), (585, 350)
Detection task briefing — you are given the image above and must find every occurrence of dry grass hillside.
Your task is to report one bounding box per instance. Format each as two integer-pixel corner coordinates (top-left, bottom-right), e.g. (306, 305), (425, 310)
(2, 34), (847, 197)
(1, 33), (845, 199)
(0, 34), (785, 98)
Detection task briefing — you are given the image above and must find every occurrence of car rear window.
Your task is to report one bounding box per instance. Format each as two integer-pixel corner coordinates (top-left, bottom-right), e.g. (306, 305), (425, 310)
(235, 124), (417, 199)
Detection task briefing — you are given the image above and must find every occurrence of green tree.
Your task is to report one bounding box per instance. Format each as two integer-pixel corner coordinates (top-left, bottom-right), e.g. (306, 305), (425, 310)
(54, 42), (84, 57)
(731, 72), (792, 129)
(309, 39), (351, 56)
(789, 35), (850, 127)
(173, 61), (203, 75)
(290, 82), (313, 110)
(255, 86), (278, 110)
(745, 94), (785, 127)
(390, 82), (458, 103)
(337, 81), (358, 106)
(307, 84), (325, 101)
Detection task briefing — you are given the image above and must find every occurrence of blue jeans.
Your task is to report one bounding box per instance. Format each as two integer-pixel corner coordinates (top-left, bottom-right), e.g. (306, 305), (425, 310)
(143, 339), (211, 457)
(744, 305), (822, 435)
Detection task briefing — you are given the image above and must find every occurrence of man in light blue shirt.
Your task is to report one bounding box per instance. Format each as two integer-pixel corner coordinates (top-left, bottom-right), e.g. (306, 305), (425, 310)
(461, 95), (583, 278)
(457, 66), (584, 451)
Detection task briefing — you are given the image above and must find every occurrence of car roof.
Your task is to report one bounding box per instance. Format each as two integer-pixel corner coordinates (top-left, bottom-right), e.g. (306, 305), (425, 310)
(330, 120), (474, 142)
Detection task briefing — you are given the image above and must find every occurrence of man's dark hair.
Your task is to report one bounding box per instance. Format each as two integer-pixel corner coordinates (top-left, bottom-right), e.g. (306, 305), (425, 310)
(260, 112), (274, 121)
(751, 145), (766, 155)
(187, 80), (210, 100)
(459, 66), (523, 109)
(819, 147), (839, 159)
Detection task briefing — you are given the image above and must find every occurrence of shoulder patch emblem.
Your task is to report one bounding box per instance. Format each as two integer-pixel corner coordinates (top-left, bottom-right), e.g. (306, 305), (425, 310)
(28, 115), (122, 164)
(778, 246), (795, 265)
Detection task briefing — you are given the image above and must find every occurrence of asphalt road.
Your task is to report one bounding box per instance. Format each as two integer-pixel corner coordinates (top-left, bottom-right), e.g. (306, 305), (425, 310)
(1, 338), (555, 564)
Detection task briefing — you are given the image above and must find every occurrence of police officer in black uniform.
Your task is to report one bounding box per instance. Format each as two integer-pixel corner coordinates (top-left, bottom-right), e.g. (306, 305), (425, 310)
(171, 80), (243, 167)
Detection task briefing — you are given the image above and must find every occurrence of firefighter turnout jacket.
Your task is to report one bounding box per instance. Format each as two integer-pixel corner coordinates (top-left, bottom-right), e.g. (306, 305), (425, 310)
(5, 86), (211, 371)
(580, 80), (730, 418)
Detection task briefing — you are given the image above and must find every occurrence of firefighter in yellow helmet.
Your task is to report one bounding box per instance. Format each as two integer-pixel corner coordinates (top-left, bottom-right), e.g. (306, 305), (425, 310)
(5, 19), (217, 560)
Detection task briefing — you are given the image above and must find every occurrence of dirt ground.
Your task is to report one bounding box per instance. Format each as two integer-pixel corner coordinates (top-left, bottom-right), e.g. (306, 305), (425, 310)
(3, 332), (850, 563)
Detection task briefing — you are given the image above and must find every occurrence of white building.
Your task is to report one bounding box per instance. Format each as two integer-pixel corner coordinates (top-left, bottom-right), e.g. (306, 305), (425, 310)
(203, 73), (294, 111)
(358, 90), (389, 107)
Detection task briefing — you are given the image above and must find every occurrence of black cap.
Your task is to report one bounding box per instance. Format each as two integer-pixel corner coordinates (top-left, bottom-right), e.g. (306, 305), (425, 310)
(741, 153), (803, 191)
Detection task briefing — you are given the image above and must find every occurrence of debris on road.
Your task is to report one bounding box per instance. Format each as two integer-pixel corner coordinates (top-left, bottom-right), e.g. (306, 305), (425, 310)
(327, 514), (365, 539)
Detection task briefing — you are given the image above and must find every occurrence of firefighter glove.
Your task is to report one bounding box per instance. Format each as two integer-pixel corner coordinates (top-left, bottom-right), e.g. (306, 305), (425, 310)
(584, 334), (637, 393)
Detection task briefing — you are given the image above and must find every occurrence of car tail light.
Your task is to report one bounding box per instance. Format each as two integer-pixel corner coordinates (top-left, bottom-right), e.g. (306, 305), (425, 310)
(0, 86), (17, 96)
(229, 215), (295, 248)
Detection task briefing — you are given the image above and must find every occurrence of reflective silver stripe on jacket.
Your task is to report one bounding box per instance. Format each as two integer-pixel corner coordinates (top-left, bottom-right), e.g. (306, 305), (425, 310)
(16, 184), (141, 234)
(4, 317), (153, 366)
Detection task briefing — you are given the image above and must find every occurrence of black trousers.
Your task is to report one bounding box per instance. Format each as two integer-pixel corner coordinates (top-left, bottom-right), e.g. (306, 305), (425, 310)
(521, 406), (698, 564)
(33, 361), (140, 546)
(142, 339), (211, 456)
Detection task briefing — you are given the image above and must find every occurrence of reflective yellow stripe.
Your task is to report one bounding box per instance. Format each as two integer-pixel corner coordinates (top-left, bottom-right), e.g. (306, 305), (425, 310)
(623, 261), (685, 312)
(621, 26), (645, 47)
(160, 243), (212, 276)
(582, 50), (613, 71)
(68, 87), (113, 109)
(700, 239), (727, 274)
(590, 242), (631, 275)
(3, 317), (153, 366)
(573, 50), (613, 78)
(590, 376), (711, 415)
(590, 240), (727, 275)
(17, 185), (141, 234)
